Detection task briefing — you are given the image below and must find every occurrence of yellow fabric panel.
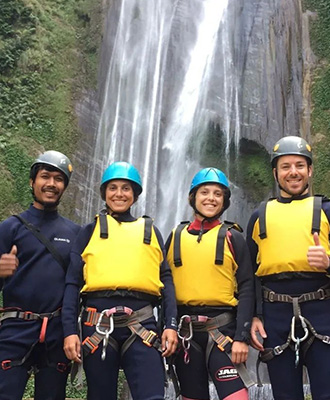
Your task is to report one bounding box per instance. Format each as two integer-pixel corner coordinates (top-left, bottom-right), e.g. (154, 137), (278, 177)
(252, 197), (330, 277)
(82, 215), (164, 295)
(167, 224), (238, 307)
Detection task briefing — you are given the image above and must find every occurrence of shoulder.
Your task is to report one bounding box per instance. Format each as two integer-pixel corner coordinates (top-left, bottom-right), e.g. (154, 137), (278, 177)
(58, 216), (81, 234)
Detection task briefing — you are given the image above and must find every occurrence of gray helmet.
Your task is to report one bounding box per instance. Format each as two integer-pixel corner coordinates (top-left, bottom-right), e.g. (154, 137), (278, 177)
(30, 150), (73, 185)
(271, 136), (312, 168)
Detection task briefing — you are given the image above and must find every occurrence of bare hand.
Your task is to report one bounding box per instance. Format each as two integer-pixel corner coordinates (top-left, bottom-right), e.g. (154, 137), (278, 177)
(0, 245), (19, 278)
(161, 328), (178, 357)
(64, 334), (82, 363)
(307, 232), (330, 269)
(250, 317), (267, 351)
(231, 341), (249, 364)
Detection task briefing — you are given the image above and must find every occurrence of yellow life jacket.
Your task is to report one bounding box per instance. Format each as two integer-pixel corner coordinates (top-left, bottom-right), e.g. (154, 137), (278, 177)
(81, 214), (164, 295)
(252, 196), (330, 277)
(167, 223), (239, 307)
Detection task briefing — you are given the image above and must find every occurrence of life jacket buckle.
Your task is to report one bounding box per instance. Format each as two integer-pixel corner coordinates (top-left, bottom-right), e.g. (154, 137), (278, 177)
(1, 360), (12, 370)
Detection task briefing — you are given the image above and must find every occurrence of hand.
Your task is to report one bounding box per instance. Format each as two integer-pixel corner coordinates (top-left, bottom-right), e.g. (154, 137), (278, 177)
(231, 341), (249, 364)
(307, 232), (330, 269)
(161, 328), (178, 357)
(250, 317), (267, 351)
(0, 245), (19, 278)
(64, 334), (82, 363)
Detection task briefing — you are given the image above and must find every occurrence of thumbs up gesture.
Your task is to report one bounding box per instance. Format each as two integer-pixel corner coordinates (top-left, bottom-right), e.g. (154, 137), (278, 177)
(0, 245), (19, 278)
(307, 232), (330, 269)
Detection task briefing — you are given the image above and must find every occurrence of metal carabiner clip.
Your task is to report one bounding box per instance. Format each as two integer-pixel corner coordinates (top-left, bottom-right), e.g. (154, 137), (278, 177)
(291, 315), (309, 343)
(178, 315), (193, 341)
(96, 309), (114, 361)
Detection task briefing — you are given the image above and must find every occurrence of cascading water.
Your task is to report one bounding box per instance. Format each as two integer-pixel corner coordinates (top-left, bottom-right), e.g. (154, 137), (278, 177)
(74, 0), (312, 398)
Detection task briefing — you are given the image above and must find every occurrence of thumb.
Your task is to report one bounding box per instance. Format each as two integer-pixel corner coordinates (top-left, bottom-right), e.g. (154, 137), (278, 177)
(313, 232), (320, 246)
(10, 245), (17, 255)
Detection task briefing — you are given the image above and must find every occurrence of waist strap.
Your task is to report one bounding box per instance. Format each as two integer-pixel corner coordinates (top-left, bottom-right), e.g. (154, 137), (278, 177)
(263, 286), (330, 303)
(0, 308), (61, 323)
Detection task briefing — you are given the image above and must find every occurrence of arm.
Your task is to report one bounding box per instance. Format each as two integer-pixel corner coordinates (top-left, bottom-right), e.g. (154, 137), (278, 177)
(62, 223), (94, 362)
(246, 211), (267, 350)
(155, 227), (178, 357)
(230, 230), (254, 363)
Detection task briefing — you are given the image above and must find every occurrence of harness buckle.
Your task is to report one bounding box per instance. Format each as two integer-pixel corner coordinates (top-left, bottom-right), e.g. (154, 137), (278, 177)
(268, 291), (276, 302)
(84, 307), (97, 326)
(273, 346), (283, 356)
(143, 330), (158, 347)
(322, 336), (330, 344)
(317, 288), (326, 300)
(1, 360), (12, 370)
(217, 336), (233, 352)
(82, 336), (98, 354)
(23, 311), (33, 320)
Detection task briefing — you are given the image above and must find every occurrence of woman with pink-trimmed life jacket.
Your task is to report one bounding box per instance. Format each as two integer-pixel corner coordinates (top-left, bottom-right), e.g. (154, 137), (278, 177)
(166, 167), (254, 400)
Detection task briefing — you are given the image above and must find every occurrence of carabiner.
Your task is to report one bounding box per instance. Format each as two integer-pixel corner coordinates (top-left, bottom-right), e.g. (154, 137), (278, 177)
(96, 309), (114, 336)
(178, 315), (193, 341)
(291, 315), (309, 343)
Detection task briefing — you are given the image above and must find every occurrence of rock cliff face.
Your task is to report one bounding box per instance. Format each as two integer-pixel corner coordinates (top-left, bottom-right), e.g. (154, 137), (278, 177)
(73, 0), (313, 232)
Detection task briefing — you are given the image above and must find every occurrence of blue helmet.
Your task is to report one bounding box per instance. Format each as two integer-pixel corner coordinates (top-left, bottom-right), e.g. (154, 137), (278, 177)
(189, 167), (230, 194)
(100, 161), (143, 197)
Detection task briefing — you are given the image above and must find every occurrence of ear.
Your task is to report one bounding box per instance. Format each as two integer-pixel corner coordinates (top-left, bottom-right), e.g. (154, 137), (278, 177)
(308, 164), (313, 178)
(29, 178), (33, 188)
(272, 168), (278, 182)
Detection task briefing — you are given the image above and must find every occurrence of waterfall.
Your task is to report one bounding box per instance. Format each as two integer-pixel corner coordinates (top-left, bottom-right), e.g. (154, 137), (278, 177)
(73, 1), (310, 396)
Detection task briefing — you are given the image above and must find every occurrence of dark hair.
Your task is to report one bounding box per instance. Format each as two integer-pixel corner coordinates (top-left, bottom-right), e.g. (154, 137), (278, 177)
(189, 184), (231, 216)
(30, 164), (68, 186)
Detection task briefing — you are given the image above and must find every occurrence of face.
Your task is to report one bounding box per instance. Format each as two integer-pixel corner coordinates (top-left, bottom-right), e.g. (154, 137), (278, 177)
(194, 184), (224, 220)
(105, 179), (135, 213)
(274, 155), (312, 197)
(31, 169), (66, 210)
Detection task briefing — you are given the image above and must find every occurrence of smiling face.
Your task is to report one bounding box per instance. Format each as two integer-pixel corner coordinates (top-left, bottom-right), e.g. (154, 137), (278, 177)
(194, 183), (224, 220)
(274, 154), (312, 197)
(105, 179), (135, 213)
(31, 168), (66, 210)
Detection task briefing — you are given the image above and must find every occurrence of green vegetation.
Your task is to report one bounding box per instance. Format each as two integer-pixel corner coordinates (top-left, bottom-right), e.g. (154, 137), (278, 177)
(303, 0), (330, 196)
(0, 0), (102, 221)
(198, 123), (273, 202)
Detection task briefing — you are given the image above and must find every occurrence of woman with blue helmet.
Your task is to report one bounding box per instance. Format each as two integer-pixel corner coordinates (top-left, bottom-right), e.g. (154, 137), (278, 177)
(62, 161), (178, 400)
(166, 167), (254, 400)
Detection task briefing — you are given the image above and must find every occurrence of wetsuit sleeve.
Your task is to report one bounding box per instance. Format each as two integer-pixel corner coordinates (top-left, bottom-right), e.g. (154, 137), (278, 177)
(154, 227), (177, 331)
(230, 229), (255, 342)
(62, 223), (95, 337)
(246, 209), (263, 318)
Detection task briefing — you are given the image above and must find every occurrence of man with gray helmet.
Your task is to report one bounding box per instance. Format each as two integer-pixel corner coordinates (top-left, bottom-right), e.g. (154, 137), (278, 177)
(0, 151), (80, 399)
(246, 136), (330, 399)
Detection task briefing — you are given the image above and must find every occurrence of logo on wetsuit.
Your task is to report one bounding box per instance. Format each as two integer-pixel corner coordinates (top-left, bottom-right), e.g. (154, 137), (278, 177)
(215, 366), (239, 382)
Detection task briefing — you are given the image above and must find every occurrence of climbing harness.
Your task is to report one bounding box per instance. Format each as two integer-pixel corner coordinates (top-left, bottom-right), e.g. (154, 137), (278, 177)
(0, 307), (67, 372)
(81, 305), (162, 359)
(256, 284), (330, 386)
(177, 313), (254, 388)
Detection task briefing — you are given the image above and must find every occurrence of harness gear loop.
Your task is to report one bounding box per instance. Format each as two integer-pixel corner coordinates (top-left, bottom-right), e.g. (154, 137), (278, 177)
(39, 316), (49, 343)
(178, 315), (193, 364)
(95, 309), (114, 361)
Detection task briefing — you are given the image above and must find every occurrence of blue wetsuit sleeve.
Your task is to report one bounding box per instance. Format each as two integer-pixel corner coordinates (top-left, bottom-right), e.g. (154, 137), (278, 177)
(62, 223), (95, 337)
(230, 229), (255, 342)
(154, 227), (177, 331)
(0, 217), (18, 292)
(246, 209), (263, 318)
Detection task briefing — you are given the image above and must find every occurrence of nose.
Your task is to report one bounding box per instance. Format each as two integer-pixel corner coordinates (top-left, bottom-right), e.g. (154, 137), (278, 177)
(289, 165), (298, 175)
(207, 192), (215, 201)
(115, 188), (124, 197)
(47, 177), (56, 186)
